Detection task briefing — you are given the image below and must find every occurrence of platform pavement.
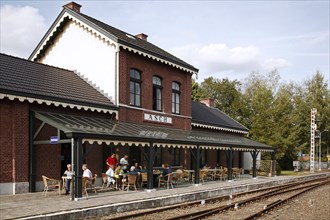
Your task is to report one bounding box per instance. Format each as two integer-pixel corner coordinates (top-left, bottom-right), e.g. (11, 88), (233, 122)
(1, 172), (329, 220)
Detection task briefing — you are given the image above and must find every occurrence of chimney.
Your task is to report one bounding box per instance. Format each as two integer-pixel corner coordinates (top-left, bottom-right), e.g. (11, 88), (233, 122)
(135, 33), (148, 41)
(200, 98), (214, 108)
(63, 2), (82, 13)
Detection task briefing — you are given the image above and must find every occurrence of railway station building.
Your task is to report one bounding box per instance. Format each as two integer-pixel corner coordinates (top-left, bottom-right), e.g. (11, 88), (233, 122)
(0, 2), (275, 197)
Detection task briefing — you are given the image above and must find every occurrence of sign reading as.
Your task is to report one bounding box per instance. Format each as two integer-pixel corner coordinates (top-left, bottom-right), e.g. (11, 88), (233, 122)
(50, 136), (59, 144)
(144, 113), (172, 124)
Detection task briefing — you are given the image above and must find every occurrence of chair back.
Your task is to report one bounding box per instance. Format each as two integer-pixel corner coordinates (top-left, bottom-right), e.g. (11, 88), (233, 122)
(167, 173), (174, 183)
(92, 174), (97, 184)
(127, 174), (137, 184)
(141, 172), (148, 182)
(42, 175), (48, 187)
(101, 173), (108, 184)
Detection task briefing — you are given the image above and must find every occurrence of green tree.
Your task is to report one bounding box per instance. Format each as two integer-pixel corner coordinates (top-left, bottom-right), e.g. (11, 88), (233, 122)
(198, 77), (243, 120)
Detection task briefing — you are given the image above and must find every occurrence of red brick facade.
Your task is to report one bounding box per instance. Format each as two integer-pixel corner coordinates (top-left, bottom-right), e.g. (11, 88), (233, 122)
(0, 99), (29, 183)
(118, 49), (192, 130)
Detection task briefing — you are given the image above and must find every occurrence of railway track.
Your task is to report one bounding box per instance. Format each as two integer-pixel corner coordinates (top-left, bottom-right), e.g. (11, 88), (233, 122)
(105, 177), (329, 220)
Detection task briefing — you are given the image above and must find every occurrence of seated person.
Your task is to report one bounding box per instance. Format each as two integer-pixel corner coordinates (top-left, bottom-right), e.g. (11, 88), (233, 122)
(133, 162), (142, 172)
(128, 166), (137, 174)
(162, 163), (172, 180)
(63, 164), (73, 195)
(82, 164), (93, 181)
(202, 163), (210, 169)
(106, 165), (116, 187)
(114, 164), (123, 188)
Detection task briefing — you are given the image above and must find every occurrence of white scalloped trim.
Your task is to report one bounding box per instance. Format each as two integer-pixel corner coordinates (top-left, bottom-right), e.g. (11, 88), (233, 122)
(83, 139), (148, 146)
(192, 123), (249, 134)
(0, 93), (117, 115)
(74, 70), (114, 103)
(154, 143), (197, 149)
(120, 45), (197, 74)
(31, 11), (197, 75)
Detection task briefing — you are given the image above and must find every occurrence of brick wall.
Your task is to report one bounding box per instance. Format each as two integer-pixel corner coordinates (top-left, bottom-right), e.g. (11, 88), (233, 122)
(119, 49), (192, 130)
(0, 100), (29, 183)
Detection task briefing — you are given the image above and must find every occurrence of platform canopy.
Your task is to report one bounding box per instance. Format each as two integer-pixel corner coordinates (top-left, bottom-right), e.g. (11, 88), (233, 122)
(35, 111), (274, 152)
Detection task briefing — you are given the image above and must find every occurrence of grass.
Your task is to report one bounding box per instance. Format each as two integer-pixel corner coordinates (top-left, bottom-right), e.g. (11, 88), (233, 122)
(280, 170), (310, 176)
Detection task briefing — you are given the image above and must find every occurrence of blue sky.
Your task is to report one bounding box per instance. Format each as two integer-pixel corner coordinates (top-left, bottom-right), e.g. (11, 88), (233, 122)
(1, 1), (329, 84)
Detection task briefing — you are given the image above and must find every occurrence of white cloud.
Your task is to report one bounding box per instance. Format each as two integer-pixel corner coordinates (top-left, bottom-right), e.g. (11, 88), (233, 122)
(171, 43), (289, 79)
(261, 58), (290, 72)
(0, 5), (47, 58)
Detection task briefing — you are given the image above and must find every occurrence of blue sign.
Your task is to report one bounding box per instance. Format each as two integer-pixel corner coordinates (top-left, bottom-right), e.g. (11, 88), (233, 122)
(50, 136), (59, 144)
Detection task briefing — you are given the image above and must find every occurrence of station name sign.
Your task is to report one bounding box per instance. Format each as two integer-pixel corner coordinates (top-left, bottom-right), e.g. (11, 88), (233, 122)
(144, 113), (172, 124)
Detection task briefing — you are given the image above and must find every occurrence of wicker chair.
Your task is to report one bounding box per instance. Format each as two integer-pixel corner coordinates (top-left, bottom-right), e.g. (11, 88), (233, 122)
(158, 173), (174, 189)
(122, 174), (137, 191)
(82, 174), (97, 196)
(42, 175), (61, 196)
(140, 172), (148, 188)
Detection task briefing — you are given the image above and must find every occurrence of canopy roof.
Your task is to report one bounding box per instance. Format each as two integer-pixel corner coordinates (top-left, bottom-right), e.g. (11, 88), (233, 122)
(35, 111), (274, 152)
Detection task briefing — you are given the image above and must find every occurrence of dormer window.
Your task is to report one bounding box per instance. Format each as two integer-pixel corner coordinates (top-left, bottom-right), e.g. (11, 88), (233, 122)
(172, 81), (180, 114)
(130, 69), (141, 107)
(153, 76), (162, 111)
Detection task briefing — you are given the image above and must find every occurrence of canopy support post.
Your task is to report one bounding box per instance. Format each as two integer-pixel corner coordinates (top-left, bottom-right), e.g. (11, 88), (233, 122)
(271, 151), (276, 177)
(194, 145), (200, 184)
(147, 142), (155, 190)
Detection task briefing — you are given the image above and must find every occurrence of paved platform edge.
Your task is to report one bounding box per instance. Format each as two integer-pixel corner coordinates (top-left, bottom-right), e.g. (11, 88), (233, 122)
(13, 173), (330, 220)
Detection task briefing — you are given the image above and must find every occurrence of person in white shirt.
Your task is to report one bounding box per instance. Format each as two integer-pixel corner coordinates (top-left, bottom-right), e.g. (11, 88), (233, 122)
(63, 164), (73, 195)
(120, 155), (129, 173)
(82, 164), (93, 180)
(106, 165), (115, 186)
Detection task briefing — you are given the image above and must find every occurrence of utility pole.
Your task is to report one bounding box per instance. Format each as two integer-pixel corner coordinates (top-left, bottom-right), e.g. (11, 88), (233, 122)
(310, 108), (317, 173)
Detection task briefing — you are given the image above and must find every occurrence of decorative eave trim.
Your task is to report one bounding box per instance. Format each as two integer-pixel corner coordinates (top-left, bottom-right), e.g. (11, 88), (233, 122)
(83, 139), (149, 147)
(119, 44), (197, 75)
(30, 9), (198, 76)
(256, 149), (274, 152)
(75, 70), (114, 103)
(154, 143), (197, 149)
(192, 122), (249, 134)
(0, 93), (117, 115)
(30, 10), (119, 61)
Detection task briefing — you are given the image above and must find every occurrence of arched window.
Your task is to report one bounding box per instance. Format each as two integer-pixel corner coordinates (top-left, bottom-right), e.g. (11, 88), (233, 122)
(172, 82), (180, 114)
(153, 76), (162, 111)
(130, 69), (141, 107)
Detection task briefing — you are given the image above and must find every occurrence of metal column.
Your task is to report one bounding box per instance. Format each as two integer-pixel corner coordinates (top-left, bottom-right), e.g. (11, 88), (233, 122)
(73, 138), (83, 198)
(227, 148), (233, 181)
(194, 145), (200, 184)
(28, 111), (36, 192)
(147, 142), (155, 190)
(271, 151), (276, 177)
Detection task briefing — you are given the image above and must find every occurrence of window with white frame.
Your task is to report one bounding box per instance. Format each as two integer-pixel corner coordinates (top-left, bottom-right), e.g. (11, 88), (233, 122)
(153, 76), (162, 111)
(130, 69), (141, 107)
(172, 81), (180, 114)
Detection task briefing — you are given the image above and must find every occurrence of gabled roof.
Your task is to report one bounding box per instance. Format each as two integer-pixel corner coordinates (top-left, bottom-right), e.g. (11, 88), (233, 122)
(0, 53), (117, 113)
(29, 6), (198, 74)
(191, 101), (249, 134)
(79, 13), (198, 72)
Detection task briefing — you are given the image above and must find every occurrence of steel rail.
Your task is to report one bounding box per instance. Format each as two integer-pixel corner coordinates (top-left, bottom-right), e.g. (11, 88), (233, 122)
(165, 179), (329, 220)
(243, 181), (329, 220)
(107, 177), (329, 220)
